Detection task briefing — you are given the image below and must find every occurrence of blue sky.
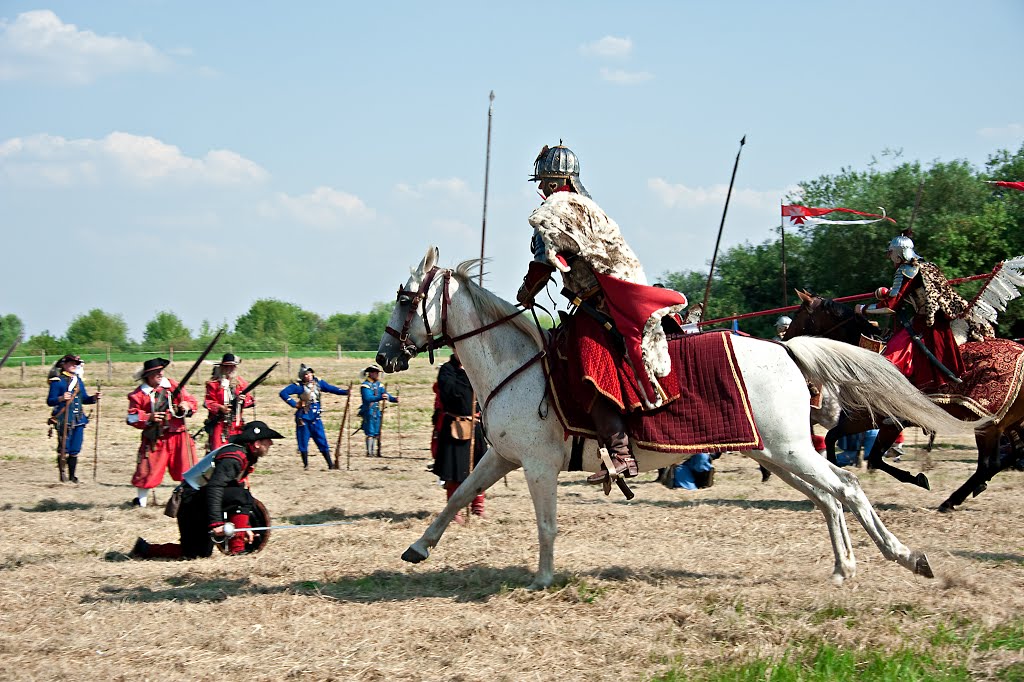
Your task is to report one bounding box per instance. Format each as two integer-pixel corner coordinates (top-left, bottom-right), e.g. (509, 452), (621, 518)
(1, 1), (1022, 342)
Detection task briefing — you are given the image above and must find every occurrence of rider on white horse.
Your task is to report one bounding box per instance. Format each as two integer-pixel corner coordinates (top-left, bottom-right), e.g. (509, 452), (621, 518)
(515, 143), (688, 486)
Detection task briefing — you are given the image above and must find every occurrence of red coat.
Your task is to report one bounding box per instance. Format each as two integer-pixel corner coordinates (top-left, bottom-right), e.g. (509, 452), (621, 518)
(204, 377), (255, 449)
(127, 379), (200, 488)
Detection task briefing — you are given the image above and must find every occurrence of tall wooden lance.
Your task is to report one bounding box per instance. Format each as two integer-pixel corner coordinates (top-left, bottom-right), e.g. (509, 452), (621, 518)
(335, 382), (353, 470)
(779, 199), (788, 307)
(700, 135), (747, 316)
(469, 90), (495, 501)
(395, 384), (402, 458)
(92, 382), (100, 481)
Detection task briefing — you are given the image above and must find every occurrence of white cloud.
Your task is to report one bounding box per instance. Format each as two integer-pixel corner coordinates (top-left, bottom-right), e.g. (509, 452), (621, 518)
(261, 186), (376, 228)
(579, 36), (633, 58)
(395, 177), (473, 201)
(978, 123), (1024, 139)
(0, 132), (269, 187)
(648, 178), (794, 210)
(599, 67), (653, 85)
(0, 10), (172, 84)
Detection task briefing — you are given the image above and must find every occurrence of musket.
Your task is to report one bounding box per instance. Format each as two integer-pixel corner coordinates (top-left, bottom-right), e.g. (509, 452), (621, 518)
(231, 361), (278, 427)
(335, 382), (353, 470)
(92, 382), (100, 481)
(0, 335), (21, 371)
(700, 135), (747, 316)
(144, 328), (225, 451)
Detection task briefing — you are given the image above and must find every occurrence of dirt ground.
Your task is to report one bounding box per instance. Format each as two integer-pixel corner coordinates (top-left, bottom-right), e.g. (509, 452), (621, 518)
(0, 357), (1021, 681)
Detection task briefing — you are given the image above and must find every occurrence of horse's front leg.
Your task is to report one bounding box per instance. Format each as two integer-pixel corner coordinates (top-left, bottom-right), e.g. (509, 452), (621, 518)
(522, 456), (562, 591)
(866, 425), (929, 490)
(402, 448), (517, 564)
(938, 429), (1001, 512)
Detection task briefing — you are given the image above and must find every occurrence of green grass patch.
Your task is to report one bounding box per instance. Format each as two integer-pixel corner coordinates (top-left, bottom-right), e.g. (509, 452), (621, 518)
(996, 661), (1024, 681)
(809, 604), (850, 625)
(976, 621), (1024, 652)
(651, 644), (970, 682)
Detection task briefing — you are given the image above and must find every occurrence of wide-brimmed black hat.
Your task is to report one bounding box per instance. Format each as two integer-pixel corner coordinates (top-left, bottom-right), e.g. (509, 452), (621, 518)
(229, 420), (285, 444)
(134, 357), (170, 381)
(220, 353), (240, 366)
(58, 354), (82, 365)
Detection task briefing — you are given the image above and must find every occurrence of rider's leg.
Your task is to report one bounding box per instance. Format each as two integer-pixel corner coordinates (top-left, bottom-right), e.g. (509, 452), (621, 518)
(586, 396), (638, 483)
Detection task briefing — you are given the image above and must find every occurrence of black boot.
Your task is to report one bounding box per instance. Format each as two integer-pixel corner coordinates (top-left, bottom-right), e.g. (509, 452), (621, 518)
(321, 451), (334, 468)
(67, 455), (79, 483)
(300, 452), (309, 470)
(130, 537), (150, 558)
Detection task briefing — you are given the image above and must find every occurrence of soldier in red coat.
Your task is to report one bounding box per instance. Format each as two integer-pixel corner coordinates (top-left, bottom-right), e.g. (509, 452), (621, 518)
(202, 353), (255, 450)
(126, 358), (200, 507)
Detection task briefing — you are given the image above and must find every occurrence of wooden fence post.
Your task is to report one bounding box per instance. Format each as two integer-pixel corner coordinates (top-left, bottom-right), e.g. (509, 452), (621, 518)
(107, 344), (112, 382)
(169, 345), (174, 362)
(285, 343), (290, 376)
(41, 349), (45, 367)
(20, 361), (25, 381)
(337, 344), (341, 360)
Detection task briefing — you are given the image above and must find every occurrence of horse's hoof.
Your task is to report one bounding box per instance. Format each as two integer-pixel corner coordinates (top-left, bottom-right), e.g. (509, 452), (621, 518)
(914, 473), (930, 490)
(971, 483), (988, 498)
(401, 545), (429, 564)
(937, 503), (955, 514)
(829, 573), (845, 587)
(912, 552), (934, 579)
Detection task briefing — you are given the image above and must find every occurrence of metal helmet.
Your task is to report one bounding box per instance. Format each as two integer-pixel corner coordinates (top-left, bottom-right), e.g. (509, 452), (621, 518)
(886, 235), (920, 265)
(529, 143), (590, 198)
(298, 364), (314, 381)
(775, 315), (792, 331)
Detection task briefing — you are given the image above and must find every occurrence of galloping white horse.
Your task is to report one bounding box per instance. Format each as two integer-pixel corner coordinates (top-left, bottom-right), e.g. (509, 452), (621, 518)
(377, 247), (969, 590)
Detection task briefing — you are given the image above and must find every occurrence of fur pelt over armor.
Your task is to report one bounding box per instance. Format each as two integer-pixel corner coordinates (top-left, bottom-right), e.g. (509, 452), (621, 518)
(916, 262), (993, 343)
(528, 191), (687, 408)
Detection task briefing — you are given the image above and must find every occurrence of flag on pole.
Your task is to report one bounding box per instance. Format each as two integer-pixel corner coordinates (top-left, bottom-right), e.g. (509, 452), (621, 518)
(986, 180), (1024, 192)
(782, 205), (896, 227)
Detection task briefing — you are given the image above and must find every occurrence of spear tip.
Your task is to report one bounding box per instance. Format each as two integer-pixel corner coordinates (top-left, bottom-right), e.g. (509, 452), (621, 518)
(740, 134), (747, 146)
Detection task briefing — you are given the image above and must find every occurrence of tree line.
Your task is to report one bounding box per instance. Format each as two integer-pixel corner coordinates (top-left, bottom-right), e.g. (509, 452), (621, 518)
(0, 300), (395, 355)
(660, 144), (1024, 340)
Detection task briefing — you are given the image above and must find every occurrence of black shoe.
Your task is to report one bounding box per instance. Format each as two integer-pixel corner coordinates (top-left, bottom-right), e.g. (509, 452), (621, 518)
(69, 476), (79, 484)
(130, 537), (149, 558)
(131, 498), (141, 507)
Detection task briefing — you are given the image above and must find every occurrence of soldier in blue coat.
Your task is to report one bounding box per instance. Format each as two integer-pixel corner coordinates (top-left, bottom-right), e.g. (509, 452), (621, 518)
(278, 364), (349, 469)
(46, 354), (101, 482)
(358, 364), (398, 457)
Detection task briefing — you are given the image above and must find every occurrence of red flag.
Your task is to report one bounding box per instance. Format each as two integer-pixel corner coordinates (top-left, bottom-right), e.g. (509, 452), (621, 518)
(989, 181), (1024, 192)
(782, 205), (896, 225)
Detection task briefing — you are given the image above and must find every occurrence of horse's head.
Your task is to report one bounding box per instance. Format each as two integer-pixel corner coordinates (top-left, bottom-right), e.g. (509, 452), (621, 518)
(376, 245), (447, 373)
(783, 289), (877, 345)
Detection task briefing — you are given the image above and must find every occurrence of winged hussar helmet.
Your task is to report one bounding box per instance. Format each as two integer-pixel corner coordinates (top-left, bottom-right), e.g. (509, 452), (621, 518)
(529, 143), (591, 198)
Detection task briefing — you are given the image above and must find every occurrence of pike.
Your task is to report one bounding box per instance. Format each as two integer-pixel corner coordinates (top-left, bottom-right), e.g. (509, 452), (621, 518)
(335, 381), (353, 470)
(700, 135), (747, 316)
(0, 335), (21, 370)
(92, 382), (101, 481)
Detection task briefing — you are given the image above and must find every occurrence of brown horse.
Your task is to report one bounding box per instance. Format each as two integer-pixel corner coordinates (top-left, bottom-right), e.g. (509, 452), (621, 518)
(785, 291), (1022, 511)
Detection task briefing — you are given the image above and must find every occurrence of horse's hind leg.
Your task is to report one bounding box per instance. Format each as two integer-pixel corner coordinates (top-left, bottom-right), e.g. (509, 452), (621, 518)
(769, 447), (933, 578)
(402, 449), (518, 564)
(939, 428), (1001, 512)
(522, 455), (562, 591)
(750, 455), (856, 585)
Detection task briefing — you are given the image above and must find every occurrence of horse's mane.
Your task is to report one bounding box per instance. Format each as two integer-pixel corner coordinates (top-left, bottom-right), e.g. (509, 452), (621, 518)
(451, 260), (544, 349)
(821, 297), (880, 337)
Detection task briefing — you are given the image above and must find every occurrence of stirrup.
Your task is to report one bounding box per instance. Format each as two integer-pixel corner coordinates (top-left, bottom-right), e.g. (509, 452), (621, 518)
(590, 447), (636, 500)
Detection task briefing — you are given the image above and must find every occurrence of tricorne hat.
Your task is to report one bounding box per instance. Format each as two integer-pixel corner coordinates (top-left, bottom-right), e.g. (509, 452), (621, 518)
(229, 420), (285, 444)
(134, 357), (170, 381)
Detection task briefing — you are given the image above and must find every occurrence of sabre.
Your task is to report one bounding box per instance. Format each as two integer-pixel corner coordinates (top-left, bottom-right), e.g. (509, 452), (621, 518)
(220, 519), (358, 538)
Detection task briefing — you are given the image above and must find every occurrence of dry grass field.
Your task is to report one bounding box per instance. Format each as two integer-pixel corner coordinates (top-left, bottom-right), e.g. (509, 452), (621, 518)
(1, 357), (1022, 681)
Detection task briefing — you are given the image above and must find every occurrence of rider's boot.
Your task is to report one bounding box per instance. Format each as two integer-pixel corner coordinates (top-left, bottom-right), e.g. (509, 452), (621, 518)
(587, 431), (639, 484)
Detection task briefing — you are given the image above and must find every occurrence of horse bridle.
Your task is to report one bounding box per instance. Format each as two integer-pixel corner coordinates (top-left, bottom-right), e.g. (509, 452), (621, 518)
(383, 266), (529, 365)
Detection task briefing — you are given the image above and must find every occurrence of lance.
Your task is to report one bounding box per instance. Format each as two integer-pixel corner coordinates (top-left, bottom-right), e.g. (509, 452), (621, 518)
(335, 382), (353, 470)
(220, 519), (358, 538)
(92, 382), (101, 481)
(700, 135), (747, 317)
(395, 383), (402, 458)
(0, 335), (21, 370)
(779, 199), (788, 307)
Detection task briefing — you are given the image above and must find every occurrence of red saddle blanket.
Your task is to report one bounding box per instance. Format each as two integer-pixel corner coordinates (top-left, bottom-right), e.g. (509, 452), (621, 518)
(545, 329), (763, 454)
(928, 338), (1024, 420)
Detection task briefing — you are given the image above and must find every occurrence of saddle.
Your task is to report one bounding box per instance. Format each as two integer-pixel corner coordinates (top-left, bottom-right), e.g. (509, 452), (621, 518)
(545, 328), (763, 456)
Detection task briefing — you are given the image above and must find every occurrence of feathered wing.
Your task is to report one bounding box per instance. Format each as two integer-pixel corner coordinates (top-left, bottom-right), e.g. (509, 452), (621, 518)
(964, 256), (1024, 331)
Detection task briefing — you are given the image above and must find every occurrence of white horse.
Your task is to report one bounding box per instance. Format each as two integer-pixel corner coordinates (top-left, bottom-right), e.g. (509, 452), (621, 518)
(377, 247), (971, 590)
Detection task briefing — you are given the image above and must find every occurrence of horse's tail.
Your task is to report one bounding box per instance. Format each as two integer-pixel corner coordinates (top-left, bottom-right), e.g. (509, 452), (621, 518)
(782, 336), (984, 434)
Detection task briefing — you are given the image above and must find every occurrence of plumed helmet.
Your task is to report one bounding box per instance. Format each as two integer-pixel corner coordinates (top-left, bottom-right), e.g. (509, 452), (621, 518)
(529, 143), (590, 198)
(775, 315), (792, 330)
(886, 235), (920, 264)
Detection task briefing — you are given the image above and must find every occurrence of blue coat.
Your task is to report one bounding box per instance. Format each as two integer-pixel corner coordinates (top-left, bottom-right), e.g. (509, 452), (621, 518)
(47, 372), (97, 429)
(359, 380), (396, 437)
(279, 378), (348, 423)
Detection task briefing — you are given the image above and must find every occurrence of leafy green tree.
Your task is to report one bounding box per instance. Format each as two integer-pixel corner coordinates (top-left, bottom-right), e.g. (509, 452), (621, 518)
(0, 313), (24, 348)
(143, 311), (193, 348)
(234, 300), (322, 349)
(315, 302), (393, 350)
(21, 331), (62, 355)
(64, 309), (130, 350)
